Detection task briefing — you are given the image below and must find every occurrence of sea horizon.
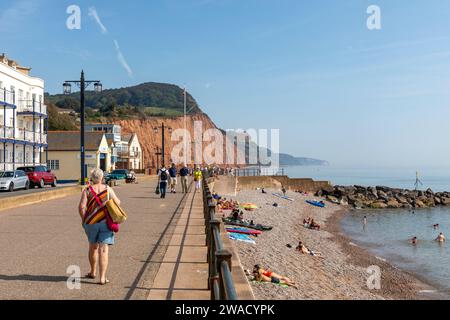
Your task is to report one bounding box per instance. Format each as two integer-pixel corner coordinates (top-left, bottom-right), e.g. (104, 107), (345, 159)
(283, 164), (450, 192)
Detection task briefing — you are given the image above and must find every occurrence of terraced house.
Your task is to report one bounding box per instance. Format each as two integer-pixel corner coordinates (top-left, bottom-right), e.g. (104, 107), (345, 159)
(0, 54), (48, 171)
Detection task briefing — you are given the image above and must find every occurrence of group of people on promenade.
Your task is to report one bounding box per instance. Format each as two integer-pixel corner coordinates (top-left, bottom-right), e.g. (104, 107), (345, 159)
(156, 163), (204, 199)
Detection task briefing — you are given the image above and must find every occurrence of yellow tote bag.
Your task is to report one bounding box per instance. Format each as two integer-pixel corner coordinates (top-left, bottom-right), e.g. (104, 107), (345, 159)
(106, 188), (128, 224)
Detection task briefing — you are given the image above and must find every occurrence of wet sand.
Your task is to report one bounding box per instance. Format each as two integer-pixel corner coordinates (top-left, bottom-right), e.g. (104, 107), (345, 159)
(226, 188), (435, 300)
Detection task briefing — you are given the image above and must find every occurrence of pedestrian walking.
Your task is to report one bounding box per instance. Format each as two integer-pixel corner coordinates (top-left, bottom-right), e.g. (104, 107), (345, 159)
(169, 163), (178, 193)
(194, 167), (203, 190)
(179, 163), (189, 193)
(158, 165), (169, 199)
(78, 168), (121, 285)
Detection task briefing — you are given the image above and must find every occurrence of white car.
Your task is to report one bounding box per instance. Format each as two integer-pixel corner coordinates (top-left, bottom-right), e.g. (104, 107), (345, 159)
(0, 170), (30, 192)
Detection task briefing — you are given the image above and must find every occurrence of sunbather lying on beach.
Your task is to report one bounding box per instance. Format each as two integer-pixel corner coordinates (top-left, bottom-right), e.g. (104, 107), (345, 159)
(253, 265), (297, 288)
(296, 241), (322, 257)
(217, 198), (239, 211)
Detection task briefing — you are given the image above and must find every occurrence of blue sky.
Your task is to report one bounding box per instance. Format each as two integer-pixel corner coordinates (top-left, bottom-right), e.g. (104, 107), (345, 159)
(2, 0), (450, 167)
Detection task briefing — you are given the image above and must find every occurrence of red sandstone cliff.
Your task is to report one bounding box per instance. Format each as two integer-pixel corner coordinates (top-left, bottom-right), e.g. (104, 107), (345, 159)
(114, 114), (241, 168)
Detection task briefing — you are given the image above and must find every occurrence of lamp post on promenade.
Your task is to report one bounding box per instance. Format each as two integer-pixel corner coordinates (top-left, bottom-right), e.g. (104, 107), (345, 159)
(63, 71), (102, 186)
(153, 124), (172, 167)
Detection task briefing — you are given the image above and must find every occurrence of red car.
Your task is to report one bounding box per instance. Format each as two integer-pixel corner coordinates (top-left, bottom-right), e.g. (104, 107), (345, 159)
(17, 166), (57, 188)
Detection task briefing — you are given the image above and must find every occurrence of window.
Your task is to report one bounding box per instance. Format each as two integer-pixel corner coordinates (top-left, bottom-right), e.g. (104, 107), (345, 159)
(47, 160), (60, 171)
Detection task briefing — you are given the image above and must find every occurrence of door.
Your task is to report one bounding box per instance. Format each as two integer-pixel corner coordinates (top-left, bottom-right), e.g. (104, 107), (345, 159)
(19, 171), (27, 188)
(100, 154), (106, 171)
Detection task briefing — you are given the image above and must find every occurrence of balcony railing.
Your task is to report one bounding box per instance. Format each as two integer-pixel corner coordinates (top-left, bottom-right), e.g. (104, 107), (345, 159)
(0, 126), (14, 139)
(0, 88), (16, 106)
(17, 100), (47, 115)
(0, 125), (47, 144)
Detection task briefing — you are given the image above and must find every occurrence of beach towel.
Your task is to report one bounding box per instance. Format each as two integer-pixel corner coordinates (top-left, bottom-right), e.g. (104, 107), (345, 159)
(228, 232), (256, 244)
(250, 280), (289, 288)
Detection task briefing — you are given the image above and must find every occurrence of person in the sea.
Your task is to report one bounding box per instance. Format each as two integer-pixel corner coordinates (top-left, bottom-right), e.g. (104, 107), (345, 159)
(436, 233), (446, 243)
(253, 265), (297, 288)
(411, 237), (418, 245)
(296, 241), (322, 257)
(433, 224), (440, 230)
(363, 216), (367, 225)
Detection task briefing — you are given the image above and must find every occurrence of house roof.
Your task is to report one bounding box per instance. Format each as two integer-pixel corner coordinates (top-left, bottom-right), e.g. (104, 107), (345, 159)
(47, 131), (105, 151)
(122, 134), (134, 143)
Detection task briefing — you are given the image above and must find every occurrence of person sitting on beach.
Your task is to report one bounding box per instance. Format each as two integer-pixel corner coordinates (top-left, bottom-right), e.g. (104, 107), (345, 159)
(436, 233), (446, 243)
(411, 237), (418, 245)
(296, 241), (322, 257)
(262, 188), (267, 194)
(303, 218), (311, 228)
(309, 219), (321, 231)
(253, 265), (297, 288)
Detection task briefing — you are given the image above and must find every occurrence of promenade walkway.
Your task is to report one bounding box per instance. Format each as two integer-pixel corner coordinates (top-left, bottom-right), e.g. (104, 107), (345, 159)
(0, 177), (206, 300)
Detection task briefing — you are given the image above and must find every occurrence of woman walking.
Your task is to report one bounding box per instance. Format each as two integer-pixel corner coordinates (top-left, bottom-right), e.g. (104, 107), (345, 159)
(78, 168), (121, 285)
(193, 167), (202, 190)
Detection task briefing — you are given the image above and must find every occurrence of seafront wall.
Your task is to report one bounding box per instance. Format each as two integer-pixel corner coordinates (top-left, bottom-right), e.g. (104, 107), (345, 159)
(236, 175), (332, 192)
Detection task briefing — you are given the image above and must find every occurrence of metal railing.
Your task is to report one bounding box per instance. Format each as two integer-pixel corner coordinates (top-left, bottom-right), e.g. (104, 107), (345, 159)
(235, 167), (285, 177)
(17, 100), (47, 115)
(202, 175), (238, 300)
(0, 88), (15, 105)
(0, 126), (47, 144)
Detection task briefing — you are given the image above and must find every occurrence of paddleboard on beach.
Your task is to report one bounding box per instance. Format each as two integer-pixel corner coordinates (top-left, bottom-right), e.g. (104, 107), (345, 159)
(272, 193), (294, 201)
(226, 227), (262, 235)
(228, 232), (256, 244)
(306, 200), (326, 208)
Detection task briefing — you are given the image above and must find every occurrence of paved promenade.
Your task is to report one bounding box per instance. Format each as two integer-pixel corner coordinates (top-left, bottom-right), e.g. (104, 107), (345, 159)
(0, 177), (199, 300)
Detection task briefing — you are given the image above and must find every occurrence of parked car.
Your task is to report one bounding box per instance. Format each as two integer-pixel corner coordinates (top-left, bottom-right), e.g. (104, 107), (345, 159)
(17, 166), (57, 188)
(105, 169), (131, 183)
(0, 170), (30, 192)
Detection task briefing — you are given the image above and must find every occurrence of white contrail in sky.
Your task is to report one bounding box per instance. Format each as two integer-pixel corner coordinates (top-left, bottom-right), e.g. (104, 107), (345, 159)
(114, 40), (133, 78)
(88, 7), (108, 34)
(88, 7), (133, 77)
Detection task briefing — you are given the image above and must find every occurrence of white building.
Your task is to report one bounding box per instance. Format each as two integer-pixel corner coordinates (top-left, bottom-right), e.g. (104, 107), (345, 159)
(0, 54), (48, 171)
(117, 134), (143, 171)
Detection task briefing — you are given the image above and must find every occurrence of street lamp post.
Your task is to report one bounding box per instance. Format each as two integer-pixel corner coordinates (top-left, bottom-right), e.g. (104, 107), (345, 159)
(63, 70), (102, 186)
(153, 124), (172, 167)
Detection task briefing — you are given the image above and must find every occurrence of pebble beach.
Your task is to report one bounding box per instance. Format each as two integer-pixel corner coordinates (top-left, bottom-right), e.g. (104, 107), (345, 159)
(226, 188), (432, 300)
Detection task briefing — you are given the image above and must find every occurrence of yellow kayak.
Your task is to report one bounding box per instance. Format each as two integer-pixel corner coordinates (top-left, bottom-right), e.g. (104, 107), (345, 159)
(241, 203), (258, 211)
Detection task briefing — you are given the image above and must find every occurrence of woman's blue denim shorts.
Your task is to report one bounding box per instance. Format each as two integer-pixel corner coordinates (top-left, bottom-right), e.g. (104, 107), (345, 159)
(83, 220), (115, 245)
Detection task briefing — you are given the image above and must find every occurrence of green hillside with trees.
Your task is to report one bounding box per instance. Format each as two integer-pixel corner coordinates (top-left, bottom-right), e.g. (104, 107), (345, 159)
(45, 82), (202, 122)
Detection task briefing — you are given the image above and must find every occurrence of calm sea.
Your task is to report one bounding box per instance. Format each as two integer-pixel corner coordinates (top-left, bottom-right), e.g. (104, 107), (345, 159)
(285, 165), (450, 297)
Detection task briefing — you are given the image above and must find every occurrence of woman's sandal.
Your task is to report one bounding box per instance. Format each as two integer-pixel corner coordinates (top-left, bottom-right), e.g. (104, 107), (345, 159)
(99, 279), (110, 285)
(85, 273), (96, 279)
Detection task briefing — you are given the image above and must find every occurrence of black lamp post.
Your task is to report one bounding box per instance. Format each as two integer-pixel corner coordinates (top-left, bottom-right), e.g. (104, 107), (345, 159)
(153, 124), (172, 167)
(63, 71), (102, 185)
